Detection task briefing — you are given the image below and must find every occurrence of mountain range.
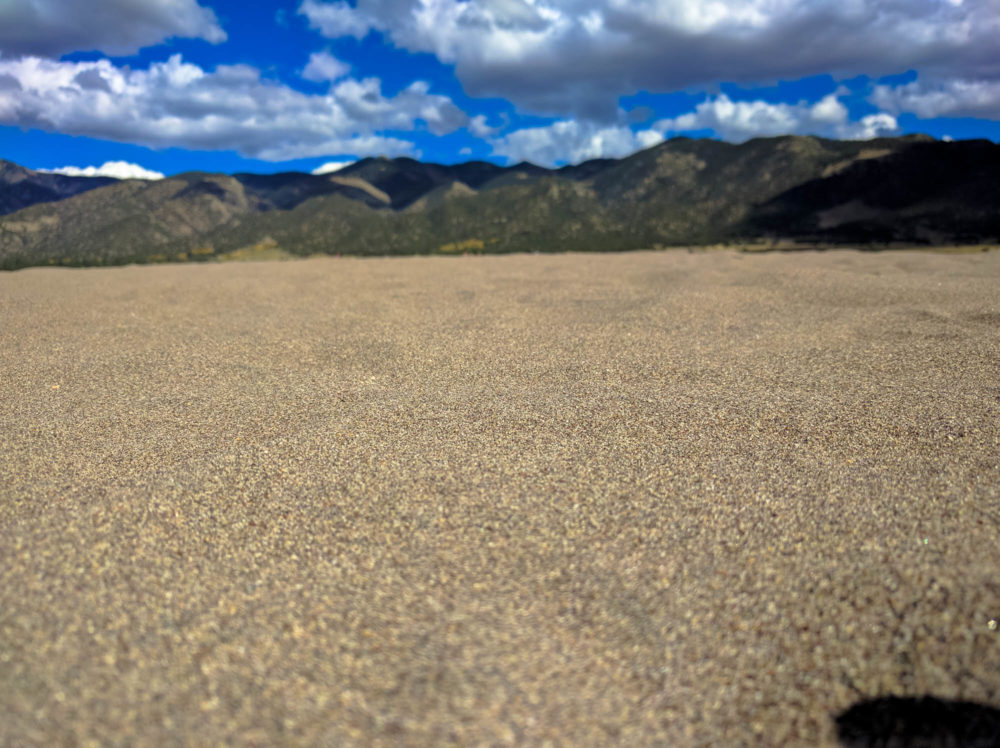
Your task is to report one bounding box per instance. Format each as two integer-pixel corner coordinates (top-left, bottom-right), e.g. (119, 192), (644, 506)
(2, 134), (998, 270)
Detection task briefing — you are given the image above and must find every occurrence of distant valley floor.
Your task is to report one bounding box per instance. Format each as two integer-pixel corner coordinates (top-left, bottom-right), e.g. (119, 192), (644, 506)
(5, 241), (999, 270)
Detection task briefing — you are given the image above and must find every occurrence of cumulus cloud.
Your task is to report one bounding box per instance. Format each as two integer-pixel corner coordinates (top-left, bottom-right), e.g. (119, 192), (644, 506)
(0, 0), (225, 58)
(38, 161), (165, 180)
(468, 114), (497, 137)
(299, 0), (1000, 120)
(490, 93), (901, 165)
(871, 77), (1000, 120)
(654, 93), (898, 142)
(299, 0), (377, 39)
(302, 51), (351, 82)
(0, 54), (476, 161)
(491, 119), (662, 166)
(843, 113), (900, 140)
(311, 160), (355, 174)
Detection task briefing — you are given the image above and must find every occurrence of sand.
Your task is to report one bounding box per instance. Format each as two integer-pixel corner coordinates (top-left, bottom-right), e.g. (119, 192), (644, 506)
(1, 249), (998, 746)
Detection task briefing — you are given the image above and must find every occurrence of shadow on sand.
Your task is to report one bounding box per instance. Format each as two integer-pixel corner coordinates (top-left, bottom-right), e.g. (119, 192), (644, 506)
(836, 695), (1000, 747)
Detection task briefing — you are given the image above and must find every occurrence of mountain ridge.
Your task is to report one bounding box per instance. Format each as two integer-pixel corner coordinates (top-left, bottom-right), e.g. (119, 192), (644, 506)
(0, 160), (118, 217)
(2, 134), (997, 270)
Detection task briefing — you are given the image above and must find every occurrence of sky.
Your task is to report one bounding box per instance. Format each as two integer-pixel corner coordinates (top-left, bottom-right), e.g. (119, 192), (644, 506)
(1, 0), (999, 177)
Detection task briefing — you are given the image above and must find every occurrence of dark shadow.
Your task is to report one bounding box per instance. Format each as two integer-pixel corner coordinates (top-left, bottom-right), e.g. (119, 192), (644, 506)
(836, 696), (1000, 747)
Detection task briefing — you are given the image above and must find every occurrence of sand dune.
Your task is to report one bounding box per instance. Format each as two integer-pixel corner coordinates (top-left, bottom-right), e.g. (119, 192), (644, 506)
(2, 250), (998, 745)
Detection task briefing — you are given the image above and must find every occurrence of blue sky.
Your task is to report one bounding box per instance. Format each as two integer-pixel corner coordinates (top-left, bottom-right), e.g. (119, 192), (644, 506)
(1, 0), (999, 177)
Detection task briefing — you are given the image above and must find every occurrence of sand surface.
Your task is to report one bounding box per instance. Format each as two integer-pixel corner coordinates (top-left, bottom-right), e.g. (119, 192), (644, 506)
(2, 250), (999, 745)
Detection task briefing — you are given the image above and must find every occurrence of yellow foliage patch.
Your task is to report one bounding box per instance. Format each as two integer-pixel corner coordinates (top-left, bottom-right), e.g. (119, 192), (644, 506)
(217, 237), (294, 262)
(438, 238), (485, 253)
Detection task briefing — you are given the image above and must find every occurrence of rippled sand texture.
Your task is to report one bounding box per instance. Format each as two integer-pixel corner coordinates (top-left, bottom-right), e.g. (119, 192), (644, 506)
(2, 250), (999, 745)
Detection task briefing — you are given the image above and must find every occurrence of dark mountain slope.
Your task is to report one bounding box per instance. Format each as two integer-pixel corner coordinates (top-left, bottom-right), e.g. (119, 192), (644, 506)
(591, 135), (933, 244)
(198, 175), (610, 257)
(744, 139), (1000, 244)
(233, 171), (390, 210)
(339, 157), (507, 207)
(0, 160), (117, 216)
(0, 174), (253, 266)
(0, 170), (392, 267)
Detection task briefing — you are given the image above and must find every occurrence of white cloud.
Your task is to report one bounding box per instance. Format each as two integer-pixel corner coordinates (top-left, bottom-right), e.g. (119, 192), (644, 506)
(468, 114), (497, 137)
(299, 0), (376, 39)
(843, 113), (900, 140)
(302, 51), (351, 83)
(38, 161), (165, 180)
(0, 0), (225, 58)
(491, 119), (663, 166)
(311, 160), (355, 174)
(871, 78), (1000, 120)
(654, 93), (898, 142)
(299, 0), (1000, 121)
(0, 54), (474, 161)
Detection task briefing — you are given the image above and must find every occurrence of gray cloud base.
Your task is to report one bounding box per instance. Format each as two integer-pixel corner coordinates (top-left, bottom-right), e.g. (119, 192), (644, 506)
(872, 78), (1000, 120)
(300, 0), (1000, 122)
(0, 0), (226, 58)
